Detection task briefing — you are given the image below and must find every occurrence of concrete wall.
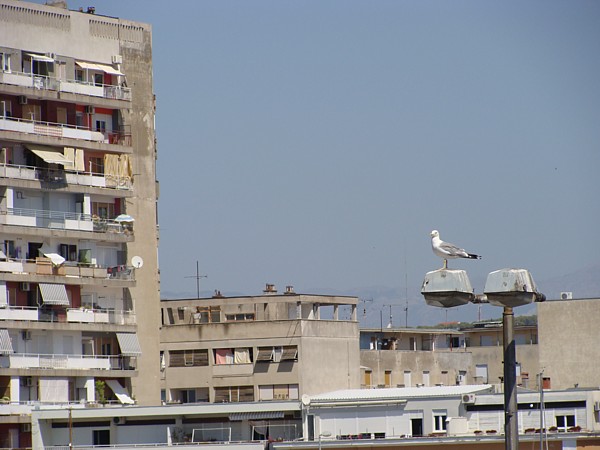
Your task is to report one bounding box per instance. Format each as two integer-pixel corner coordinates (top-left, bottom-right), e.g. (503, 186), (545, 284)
(538, 298), (600, 390)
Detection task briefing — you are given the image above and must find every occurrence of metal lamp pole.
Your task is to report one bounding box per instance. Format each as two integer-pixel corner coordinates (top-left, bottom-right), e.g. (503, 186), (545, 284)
(503, 306), (518, 450)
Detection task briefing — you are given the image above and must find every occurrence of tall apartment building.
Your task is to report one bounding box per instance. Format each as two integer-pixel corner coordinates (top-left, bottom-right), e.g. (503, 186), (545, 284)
(0, 0), (160, 438)
(160, 287), (360, 404)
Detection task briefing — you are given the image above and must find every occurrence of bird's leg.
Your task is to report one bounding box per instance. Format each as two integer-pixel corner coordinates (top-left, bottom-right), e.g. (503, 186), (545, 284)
(443, 259), (448, 270)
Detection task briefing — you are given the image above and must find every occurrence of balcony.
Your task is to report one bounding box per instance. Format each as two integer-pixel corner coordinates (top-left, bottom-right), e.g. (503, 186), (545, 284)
(0, 70), (132, 101)
(0, 305), (135, 325)
(0, 353), (135, 370)
(0, 208), (133, 236)
(0, 258), (136, 282)
(0, 163), (133, 191)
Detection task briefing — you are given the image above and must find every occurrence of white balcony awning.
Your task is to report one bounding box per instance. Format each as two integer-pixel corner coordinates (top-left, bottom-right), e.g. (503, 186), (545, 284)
(76, 61), (124, 76)
(0, 329), (14, 354)
(27, 145), (71, 166)
(39, 283), (69, 306)
(116, 333), (142, 356)
(105, 379), (135, 405)
(43, 253), (65, 267)
(26, 53), (54, 62)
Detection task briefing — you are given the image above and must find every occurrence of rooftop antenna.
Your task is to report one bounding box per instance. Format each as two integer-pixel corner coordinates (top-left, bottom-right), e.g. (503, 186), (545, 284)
(185, 260), (207, 298)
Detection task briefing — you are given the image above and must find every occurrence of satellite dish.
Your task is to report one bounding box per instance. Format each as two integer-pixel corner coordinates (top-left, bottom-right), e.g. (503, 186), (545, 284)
(301, 394), (311, 406)
(131, 256), (144, 269)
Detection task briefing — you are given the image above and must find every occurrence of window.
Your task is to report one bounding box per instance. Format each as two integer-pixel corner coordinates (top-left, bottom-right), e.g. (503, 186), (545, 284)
(94, 73), (104, 86)
(433, 411), (447, 432)
(181, 389), (196, 403)
(93, 430), (110, 446)
(475, 364), (488, 383)
(75, 69), (84, 82)
(169, 349), (208, 367)
(422, 370), (430, 387)
(404, 370), (412, 387)
(364, 370), (372, 387)
(384, 370), (392, 387)
(194, 306), (221, 323)
(259, 384), (299, 401)
(256, 346), (297, 362)
(556, 415), (575, 432)
(214, 348), (252, 364)
(0, 53), (10, 72)
(214, 386), (254, 403)
(225, 313), (255, 321)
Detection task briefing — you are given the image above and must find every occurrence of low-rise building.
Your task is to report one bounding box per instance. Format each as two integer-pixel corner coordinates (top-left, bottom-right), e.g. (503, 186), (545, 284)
(160, 287), (360, 404)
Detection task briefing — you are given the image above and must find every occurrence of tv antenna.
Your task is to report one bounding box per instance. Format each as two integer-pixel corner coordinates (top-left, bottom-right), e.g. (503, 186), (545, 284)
(185, 260), (207, 298)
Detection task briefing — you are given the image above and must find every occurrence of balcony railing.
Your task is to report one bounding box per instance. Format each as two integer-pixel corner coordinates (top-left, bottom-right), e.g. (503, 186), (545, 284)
(0, 258), (136, 281)
(0, 116), (132, 146)
(0, 207), (133, 235)
(0, 70), (132, 101)
(0, 163), (133, 190)
(0, 305), (135, 325)
(0, 353), (136, 370)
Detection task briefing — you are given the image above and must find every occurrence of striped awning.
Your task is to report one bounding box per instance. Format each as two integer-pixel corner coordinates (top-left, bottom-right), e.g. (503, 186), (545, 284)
(39, 283), (69, 306)
(229, 411), (285, 421)
(0, 329), (14, 354)
(116, 333), (142, 356)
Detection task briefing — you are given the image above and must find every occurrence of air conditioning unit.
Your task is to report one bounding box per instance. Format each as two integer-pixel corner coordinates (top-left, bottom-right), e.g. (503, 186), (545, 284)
(20, 282), (31, 292)
(594, 401), (600, 412)
(21, 423), (31, 433)
(18, 96), (28, 105)
(45, 52), (57, 60)
(560, 292), (573, 300)
(112, 54), (123, 64)
(22, 331), (31, 341)
(462, 394), (476, 404)
(84, 105), (95, 114)
(113, 417), (125, 424)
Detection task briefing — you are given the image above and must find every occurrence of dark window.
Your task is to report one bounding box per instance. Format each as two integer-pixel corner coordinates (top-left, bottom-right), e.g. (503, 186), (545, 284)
(93, 430), (110, 446)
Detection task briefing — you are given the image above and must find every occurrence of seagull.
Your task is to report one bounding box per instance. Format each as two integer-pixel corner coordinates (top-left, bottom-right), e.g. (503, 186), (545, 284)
(430, 230), (481, 269)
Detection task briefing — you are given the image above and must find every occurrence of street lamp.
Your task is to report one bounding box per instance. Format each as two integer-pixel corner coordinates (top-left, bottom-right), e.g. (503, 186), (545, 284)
(422, 267), (545, 450)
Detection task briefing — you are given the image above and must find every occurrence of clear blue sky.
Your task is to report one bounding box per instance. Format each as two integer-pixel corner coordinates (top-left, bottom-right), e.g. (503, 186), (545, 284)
(63, 1), (599, 306)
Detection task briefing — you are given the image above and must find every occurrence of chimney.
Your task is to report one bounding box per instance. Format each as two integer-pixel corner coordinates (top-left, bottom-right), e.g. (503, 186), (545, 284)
(284, 285), (295, 295)
(263, 284), (277, 294)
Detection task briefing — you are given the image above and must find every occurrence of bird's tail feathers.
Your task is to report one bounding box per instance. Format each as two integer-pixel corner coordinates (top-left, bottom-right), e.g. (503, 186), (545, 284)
(467, 253), (481, 260)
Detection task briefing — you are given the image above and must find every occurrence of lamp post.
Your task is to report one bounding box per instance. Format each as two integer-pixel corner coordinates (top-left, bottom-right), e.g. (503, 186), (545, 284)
(422, 267), (545, 450)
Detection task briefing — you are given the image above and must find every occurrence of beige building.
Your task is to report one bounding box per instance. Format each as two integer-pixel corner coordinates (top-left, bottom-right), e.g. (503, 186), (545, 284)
(360, 322), (540, 391)
(0, 2), (160, 446)
(160, 287), (360, 404)
(538, 297), (600, 391)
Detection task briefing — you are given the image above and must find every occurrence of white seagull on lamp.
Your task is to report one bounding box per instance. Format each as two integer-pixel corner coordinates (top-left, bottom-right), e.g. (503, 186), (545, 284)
(431, 230), (481, 269)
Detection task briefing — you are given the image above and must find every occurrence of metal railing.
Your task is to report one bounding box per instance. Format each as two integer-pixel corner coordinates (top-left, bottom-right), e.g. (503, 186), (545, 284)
(0, 69), (132, 101)
(0, 116), (132, 146)
(0, 305), (135, 325)
(0, 163), (133, 190)
(2, 207), (133, 235)
(4, 353), (136, 371)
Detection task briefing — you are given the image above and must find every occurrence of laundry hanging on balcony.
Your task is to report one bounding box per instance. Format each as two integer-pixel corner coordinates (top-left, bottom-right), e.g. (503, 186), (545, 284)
(39, 283), (69, 306)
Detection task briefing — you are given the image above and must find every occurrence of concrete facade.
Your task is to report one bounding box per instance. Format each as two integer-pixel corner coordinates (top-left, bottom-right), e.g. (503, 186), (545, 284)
(160, 290), (360, 404)
(0, 5), (160, 447)
(360, 324), (539, 391)
(538, 298), (600, 391)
